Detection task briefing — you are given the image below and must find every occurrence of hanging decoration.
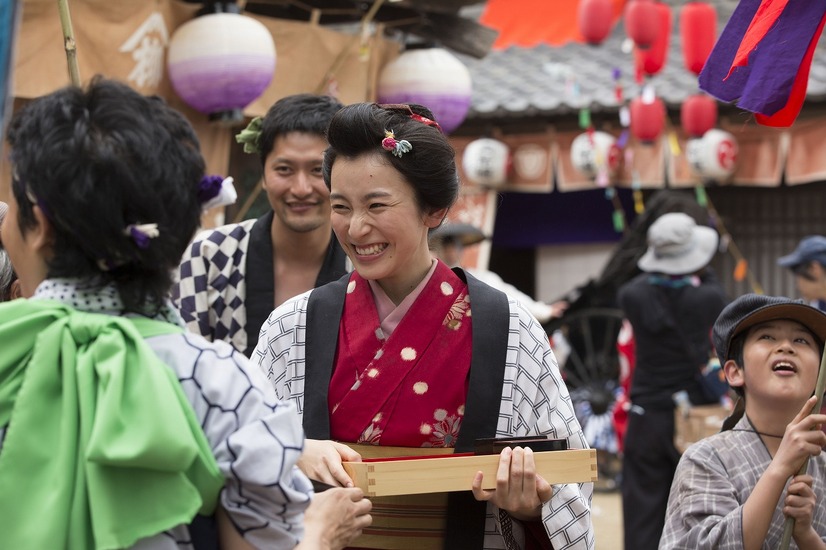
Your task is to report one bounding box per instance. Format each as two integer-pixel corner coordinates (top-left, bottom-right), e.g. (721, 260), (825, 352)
(570, 131), (622, 181)
(630, 94), (665, 143)
(680, 2), (717, 75)
(167, 10), (276, 122)
(578, 0), (616, 46)
(685, 128), (738, 182)
(624, 0), (660, 49)
(377, 47), (473, 134)
(681, 93), (718, 137)
(633, 2), (671, 78)
(462, 138), (510, 188)
(699, 0), (826, 127)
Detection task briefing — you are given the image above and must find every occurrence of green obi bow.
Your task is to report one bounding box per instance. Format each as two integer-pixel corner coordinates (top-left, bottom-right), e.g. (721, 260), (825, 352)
(0, 300), (224, 549)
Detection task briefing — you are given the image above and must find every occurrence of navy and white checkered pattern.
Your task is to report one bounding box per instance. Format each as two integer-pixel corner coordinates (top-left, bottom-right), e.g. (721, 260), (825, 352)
(254, 291), (595, 550)
(173, 220), (257, 355)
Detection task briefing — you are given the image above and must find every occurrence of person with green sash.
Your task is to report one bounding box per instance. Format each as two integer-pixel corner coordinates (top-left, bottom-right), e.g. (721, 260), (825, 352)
(0, 78), (371, 550)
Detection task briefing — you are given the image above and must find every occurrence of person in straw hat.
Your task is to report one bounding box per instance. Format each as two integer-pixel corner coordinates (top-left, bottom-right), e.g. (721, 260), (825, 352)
(617, 212), (728, 550)
(661, 294), (826, 548)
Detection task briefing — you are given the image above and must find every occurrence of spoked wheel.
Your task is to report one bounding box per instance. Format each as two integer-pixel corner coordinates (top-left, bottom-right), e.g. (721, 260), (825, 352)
(546, 308), (625, 491)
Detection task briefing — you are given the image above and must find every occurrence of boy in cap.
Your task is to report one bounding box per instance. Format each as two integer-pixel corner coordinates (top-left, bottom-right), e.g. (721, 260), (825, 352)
(779, 235), (826, 312)
(618, 212), (727, 550)
(660, 294), (826, 549)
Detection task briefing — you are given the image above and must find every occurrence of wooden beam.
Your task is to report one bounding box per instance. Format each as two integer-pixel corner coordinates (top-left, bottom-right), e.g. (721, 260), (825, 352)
(405, 12), (497, 58)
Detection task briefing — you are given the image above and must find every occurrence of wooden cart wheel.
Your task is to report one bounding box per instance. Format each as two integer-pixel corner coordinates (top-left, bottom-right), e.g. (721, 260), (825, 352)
(546, 307), (625, 491)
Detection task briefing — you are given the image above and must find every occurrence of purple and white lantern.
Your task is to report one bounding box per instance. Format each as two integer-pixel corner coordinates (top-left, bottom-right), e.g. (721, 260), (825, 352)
(377, 47), (472, 134)
(168, 13), (276, 121)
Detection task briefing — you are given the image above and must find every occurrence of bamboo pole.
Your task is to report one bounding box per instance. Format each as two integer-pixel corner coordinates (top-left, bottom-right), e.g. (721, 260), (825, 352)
(779, 346), (826, 549)
(57, 0), (81, 86)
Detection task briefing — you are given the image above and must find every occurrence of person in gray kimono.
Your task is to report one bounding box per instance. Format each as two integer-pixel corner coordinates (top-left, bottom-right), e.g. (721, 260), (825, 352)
(661, 294), (826, 549)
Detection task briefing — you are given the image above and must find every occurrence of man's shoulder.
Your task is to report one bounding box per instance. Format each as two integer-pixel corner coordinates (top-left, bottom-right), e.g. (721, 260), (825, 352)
(618, 273), (650, 297)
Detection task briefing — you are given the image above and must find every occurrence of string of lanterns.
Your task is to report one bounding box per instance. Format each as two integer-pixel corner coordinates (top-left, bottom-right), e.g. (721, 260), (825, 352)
(569, 0), (738, 186)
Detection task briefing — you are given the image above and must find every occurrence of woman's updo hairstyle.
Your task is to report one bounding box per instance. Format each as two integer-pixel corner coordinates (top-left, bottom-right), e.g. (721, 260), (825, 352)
(322, 103), (459, 214)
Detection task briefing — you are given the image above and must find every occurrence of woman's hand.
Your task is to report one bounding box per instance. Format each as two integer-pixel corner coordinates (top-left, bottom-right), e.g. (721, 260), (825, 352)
(298, 439), (362, 487)
(470, 446), (552, 521)
(299, 487), (373, 550)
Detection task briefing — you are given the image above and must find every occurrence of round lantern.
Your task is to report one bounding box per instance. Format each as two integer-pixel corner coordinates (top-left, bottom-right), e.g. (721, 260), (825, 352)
(681, 93), (717, 137)
(578, 0), (615, 46)
(630, 96), (666, 143)
(624, 0), (660, 49)
(168, 13), (276, 122)
(462, 138), (510, 188)
(633, 2), (671, 76)
(680, 2), (717, 75)
(377, 47), (472, 134)
(686, 129), (738, 182)
(570, 131), (622, 178)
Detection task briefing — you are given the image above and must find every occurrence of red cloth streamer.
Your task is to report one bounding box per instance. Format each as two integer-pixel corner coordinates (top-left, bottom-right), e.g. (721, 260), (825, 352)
(725, 0), (789, 80)
(755, 11), (826, 127)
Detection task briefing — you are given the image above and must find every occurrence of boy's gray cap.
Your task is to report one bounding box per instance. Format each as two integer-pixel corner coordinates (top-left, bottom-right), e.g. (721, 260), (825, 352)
(712, 294), (826, 364)
(0, 201), (7, 225)
(637, 212), (718, 275)
(778, 235), (826, 268)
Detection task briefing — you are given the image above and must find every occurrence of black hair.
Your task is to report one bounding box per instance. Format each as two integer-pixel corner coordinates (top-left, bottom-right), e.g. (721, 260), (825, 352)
(257, 93), (344, 166)
(322, 103), (459, 214)
(6, 76), (205, 315)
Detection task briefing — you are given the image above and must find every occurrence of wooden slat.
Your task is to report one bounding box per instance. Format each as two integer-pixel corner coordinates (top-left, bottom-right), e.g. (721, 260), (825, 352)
(344, 449), (598, 497)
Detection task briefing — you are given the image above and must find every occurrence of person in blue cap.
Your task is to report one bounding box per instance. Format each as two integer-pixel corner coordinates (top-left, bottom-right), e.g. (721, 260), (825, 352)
(778, 236), (826, 312)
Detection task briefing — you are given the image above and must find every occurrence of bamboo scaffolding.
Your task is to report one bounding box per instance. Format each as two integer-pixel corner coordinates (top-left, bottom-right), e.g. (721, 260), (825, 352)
(57, 0), (81, 86)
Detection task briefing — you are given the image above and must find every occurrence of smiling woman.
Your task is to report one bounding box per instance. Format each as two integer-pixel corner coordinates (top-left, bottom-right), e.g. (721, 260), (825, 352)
(253, 102), (595, 549)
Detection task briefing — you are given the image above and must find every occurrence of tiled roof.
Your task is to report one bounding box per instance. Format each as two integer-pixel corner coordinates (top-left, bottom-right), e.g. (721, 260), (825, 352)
(458, 1), (826, 122)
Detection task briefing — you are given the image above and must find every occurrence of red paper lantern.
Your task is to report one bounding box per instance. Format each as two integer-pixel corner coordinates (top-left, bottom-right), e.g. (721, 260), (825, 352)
(578, 0), (615, 46)
(633, 2), (671, 77)
(630, 96), (666, 143)
(625, 0), (660, 49)
(680, 2), (717, 75)
(681, 93), (718, 137)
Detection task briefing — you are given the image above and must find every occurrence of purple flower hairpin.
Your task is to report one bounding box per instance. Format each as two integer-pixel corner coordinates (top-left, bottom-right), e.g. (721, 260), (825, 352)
(124, 223), (160, 249)
(381, 130), (412, 158)
(198, 175), (237, 210)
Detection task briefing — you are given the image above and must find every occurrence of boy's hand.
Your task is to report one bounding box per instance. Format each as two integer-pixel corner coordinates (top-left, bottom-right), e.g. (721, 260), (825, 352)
(785, 474), (824, 548)
(772, 397), (826, 479)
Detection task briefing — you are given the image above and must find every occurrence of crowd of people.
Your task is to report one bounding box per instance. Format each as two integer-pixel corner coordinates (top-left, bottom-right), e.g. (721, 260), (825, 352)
(0, 76), (825, 550)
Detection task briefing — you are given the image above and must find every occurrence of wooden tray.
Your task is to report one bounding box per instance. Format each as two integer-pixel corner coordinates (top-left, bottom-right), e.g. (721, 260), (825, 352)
(343, 448), (597, 497)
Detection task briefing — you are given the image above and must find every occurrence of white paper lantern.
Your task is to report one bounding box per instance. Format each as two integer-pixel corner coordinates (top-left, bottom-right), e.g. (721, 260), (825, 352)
(377, 48), (472, 134)
(686, 129), (738, 182)
(168, 13), (276, 121)
(462, 138), (510, 188)
(570, 131), (621, 178)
